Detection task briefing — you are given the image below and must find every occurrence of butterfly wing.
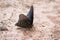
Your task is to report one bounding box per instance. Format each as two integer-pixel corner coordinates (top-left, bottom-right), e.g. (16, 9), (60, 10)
(15, 14), (32, 28)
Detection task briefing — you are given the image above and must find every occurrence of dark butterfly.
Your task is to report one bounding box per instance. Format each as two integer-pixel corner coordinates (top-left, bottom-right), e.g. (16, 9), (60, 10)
(15, 5), (34, 29)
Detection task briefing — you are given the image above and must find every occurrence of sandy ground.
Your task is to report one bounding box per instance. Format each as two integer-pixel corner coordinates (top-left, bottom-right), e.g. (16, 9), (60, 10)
(0, 0), (60, 40)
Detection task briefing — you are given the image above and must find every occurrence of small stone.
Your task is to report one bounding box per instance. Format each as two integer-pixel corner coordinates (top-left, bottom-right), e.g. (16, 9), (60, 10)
(0, 27), (8, 31)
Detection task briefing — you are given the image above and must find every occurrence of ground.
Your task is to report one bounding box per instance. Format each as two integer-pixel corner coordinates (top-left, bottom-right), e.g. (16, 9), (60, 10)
(0, 0), (60, 40)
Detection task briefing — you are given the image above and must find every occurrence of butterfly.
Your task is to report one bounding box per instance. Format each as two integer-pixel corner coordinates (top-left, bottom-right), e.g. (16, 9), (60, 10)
(15, 5), (34, 29)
